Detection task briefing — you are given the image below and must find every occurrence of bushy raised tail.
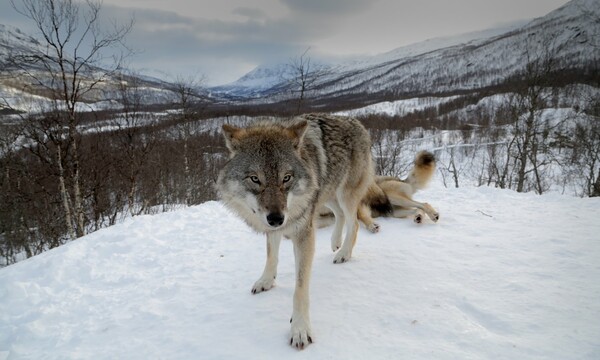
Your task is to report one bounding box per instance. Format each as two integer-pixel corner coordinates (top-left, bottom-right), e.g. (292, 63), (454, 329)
(403, 151), (436, 191)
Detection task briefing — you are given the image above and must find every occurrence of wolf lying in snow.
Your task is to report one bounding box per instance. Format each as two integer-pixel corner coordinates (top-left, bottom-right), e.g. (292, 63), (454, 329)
(318, 151), (439, 232)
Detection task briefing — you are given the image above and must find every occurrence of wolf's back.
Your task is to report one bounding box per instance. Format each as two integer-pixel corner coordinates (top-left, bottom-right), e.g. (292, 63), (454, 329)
(299, 113), (373, 195)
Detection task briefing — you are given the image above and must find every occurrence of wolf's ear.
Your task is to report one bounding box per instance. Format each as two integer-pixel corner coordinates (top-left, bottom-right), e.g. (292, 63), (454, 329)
(286, 120), (308, 150)
(222, 124), (244, 154)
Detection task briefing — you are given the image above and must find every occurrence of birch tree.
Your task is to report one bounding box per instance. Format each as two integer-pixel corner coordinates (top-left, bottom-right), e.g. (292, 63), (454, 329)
(286, 48), (329, 115)
(505, 32), (563, 194)
(172, 75), (205, 205)
(8, 0), (132, 238)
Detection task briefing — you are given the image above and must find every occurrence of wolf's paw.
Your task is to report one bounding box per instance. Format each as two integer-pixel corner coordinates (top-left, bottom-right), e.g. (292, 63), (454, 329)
(333, 249), (351, 264)
(290, 318), (313, 350)
(423, 203), (439, 223)
(251, 276), (275, 294)
(414, 214), (423, 224)
(367, 222), (380, 233)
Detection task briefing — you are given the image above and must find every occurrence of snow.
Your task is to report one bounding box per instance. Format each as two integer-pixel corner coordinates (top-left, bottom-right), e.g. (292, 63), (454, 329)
(1, 183), (599, 359)
(336, 20), (528, 72)
(334, 96), (461, 117)
(209, 0), (600, 101)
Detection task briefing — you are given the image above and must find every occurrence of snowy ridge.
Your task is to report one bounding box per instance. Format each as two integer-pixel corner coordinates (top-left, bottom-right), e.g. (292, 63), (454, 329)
(0, 24), (45, 60)
(212, 61), (331, 98)
(210, 63), (294, 97)
(211, 0), (600, 101)
(1, 185), (599, 359)
(0, 24), (183, 113)
(2, 0), (598, 110)
(336, 20), (529, 72)
(211, 20), (528, 95)
(334, 96), (461, 117)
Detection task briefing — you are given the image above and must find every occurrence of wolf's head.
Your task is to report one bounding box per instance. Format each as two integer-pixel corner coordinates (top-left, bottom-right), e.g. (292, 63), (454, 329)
(217, 120), (317, 233)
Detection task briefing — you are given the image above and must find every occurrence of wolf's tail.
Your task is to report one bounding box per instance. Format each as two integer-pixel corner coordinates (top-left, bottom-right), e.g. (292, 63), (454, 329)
(404, 151), (436, 191)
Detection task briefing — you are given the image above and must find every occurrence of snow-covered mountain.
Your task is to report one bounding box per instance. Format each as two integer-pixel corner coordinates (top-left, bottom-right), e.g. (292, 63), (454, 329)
(210, 63), (296, 98)
(211, 60), (332, 98)
(211, 0), (600, 102)
(0, 24), (45, 62)
(0, 24), (187, 114)
(0, 0), (600, 110)
(2, 0), (597, 113)
(1, 184), (599, 358)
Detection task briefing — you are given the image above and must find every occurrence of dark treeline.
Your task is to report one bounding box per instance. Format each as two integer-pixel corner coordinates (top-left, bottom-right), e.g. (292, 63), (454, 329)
(0, 112), (225, 265)
(2, 81), (599, 265)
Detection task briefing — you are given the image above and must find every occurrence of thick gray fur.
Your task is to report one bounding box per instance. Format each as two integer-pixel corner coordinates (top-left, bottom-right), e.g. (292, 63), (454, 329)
(217, 113), (374, 349)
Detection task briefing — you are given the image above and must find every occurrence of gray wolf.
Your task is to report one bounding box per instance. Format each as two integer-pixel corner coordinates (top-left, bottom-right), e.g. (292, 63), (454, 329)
(318, 151), (439, 232)
(216, 113), (373, 349)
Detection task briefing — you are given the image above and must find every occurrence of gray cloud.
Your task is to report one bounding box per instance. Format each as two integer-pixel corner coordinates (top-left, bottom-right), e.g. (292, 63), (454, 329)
(1, 0), (570, 86)
(95, 3), (340, 84)
(279, 0), (375, 15)
(232, 7), (268, 19)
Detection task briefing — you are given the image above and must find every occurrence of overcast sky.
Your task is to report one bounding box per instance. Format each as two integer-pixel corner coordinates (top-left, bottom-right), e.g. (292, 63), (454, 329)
(1, 0), (569, 86)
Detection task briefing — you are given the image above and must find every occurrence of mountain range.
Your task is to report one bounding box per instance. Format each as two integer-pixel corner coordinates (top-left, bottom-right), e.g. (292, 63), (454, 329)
(1, 0), (599, 114)
(212, 0), (599, 106)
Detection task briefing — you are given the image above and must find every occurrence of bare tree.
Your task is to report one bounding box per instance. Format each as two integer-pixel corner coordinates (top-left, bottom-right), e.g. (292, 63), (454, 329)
(504, 31), (565, 194)
(113, 73), (157, 216)
(8, 0), (132, 238)
(572, 121), (600, 196)
(172, 75), (206, 205)
(565, 89), (600, 197)
(0, 124), (24, 264)
(370, 128), (411, 177)
(443, 146), (462, 188)
(484, 125), (516, 190)
(285, 48), (329, 115)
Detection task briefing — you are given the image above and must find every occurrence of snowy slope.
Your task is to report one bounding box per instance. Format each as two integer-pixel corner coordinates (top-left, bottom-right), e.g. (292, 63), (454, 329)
(211, 0), (600, 101)
(209, 63), (296, 97)
(1, 184), (599, 359)
(334, 95), (461, 117)
(0, 24), (45, 61)
(210, 21), (525, 96)
(0, 24), (183, 113)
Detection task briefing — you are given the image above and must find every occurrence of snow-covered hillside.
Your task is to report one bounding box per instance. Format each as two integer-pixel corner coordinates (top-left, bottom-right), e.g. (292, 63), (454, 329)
(0, 24), (184, 114)
(212, 0), (600, 101)
(209, 63), (295, 98)
(335, 96), (461, 117)
(1, 184), (599, 359)
(2, 0), (598, 112)
(0, 24), (45, 60)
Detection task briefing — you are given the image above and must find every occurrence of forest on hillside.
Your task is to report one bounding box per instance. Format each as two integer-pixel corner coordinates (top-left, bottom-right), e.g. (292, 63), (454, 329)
(1, 0), (599, 266)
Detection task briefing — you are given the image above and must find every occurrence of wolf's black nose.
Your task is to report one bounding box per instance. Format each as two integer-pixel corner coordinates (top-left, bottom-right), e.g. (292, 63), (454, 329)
(267, 213), (285, 227)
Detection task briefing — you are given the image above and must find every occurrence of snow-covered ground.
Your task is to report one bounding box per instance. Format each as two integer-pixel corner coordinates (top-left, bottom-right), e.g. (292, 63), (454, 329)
(334, 96), (461, 117)
(1, 183), (599, 359)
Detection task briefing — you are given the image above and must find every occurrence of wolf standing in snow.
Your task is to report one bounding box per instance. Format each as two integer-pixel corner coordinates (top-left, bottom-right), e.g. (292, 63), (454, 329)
(217, 113), (373, 349)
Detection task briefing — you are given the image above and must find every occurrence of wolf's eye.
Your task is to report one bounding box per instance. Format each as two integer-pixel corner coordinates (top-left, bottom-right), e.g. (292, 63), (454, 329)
(282, 174), (292, 183)
(250, 175), (260, 184)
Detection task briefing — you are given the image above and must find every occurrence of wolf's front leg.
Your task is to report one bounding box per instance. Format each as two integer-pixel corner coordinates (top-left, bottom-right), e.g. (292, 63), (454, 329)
(252, 232), (282, 294)
(290, 228), (315, 349)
